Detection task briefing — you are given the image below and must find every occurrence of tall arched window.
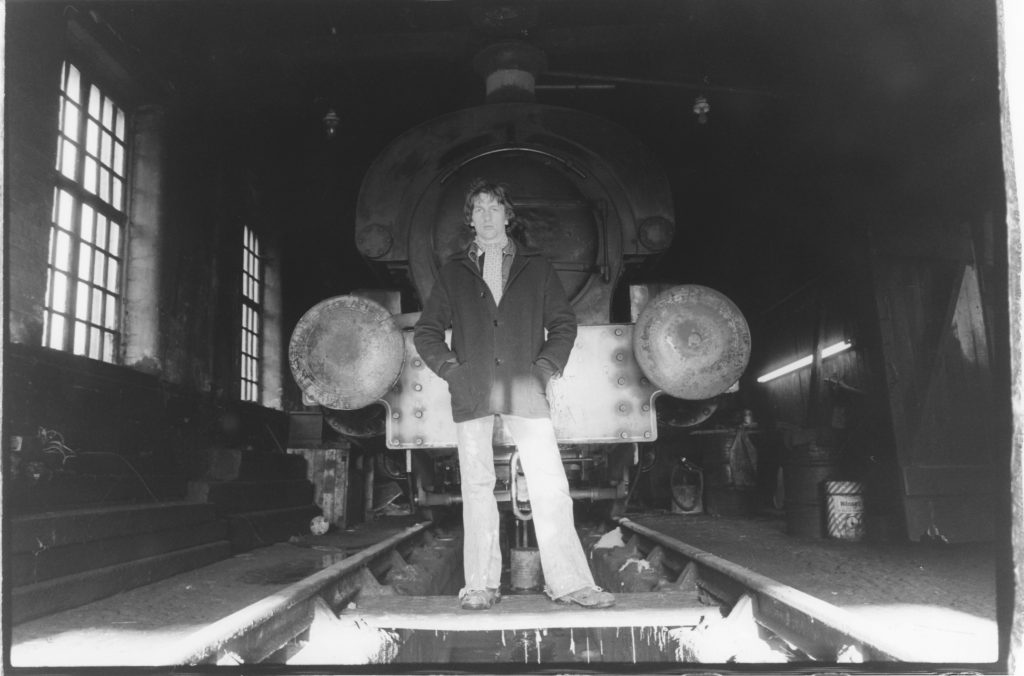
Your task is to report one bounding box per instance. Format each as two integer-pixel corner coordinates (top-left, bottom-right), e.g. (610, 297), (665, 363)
(240, 225), (263, 402)
(43, 61), (129, 363)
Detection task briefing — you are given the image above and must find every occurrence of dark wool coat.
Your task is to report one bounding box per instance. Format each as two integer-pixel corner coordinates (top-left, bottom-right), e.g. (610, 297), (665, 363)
(413, 244), (577, 423)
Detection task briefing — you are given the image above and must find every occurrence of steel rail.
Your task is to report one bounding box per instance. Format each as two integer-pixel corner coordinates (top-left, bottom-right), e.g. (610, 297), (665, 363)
(159, 520), (431, 665)
(616, 517), (919, 662)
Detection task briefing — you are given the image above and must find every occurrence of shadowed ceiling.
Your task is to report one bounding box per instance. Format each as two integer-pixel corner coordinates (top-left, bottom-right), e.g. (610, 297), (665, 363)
(53, 0), (1004, 316)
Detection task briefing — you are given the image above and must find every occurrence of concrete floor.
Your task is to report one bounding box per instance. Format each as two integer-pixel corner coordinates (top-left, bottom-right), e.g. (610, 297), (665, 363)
(9, 509), (1000, 667)
(632, 511), (999, 664)
(10, 515), (424, 667)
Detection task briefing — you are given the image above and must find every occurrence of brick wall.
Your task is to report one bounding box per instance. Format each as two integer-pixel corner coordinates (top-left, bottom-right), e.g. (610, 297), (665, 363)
(4, 5), (286, 484)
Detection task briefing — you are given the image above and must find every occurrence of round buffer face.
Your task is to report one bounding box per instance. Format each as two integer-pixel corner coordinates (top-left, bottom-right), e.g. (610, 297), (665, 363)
(633, 284), (750, 400)
(289, 295), (405, 410)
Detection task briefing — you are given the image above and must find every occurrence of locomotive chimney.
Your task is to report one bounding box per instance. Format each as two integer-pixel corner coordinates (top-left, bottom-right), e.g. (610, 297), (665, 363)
(472, 41), (547, 103)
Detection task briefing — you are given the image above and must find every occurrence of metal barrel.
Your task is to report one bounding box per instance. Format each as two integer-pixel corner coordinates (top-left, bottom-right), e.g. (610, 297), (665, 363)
(632, 284), (751, 400)
(288, 295), (405, 410)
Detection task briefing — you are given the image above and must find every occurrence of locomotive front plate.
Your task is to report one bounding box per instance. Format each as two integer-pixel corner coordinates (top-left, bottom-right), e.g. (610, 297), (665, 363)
(382, 324), (660, 449)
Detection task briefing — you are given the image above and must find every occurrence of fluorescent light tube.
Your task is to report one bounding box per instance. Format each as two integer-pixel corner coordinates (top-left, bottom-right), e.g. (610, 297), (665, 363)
(757, 340), (853, 383)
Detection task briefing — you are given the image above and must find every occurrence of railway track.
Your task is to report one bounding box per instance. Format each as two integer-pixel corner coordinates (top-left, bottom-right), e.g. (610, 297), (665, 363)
(134, 515), (921, 667)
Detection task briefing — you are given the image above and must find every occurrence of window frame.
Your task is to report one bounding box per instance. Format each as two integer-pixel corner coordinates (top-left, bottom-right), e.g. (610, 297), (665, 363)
(43, 60), (131, 364)
(240, 225), (264, 403)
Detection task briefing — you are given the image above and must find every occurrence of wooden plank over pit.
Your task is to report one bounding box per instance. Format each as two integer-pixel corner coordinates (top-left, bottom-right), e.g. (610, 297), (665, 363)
(344, 592), (708, 631)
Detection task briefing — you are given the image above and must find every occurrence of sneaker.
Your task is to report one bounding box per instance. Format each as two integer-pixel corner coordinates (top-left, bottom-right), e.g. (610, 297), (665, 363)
(459, 587), (501, 610)
(556, 586), (615, 608)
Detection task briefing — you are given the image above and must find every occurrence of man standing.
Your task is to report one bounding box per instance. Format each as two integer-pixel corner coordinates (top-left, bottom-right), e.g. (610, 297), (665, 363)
(414, 180), (615, 611)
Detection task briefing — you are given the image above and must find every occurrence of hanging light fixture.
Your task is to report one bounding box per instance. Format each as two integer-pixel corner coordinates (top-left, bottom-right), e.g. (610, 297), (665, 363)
(322, 108), (340, 139)
(692, 95), (710, 124)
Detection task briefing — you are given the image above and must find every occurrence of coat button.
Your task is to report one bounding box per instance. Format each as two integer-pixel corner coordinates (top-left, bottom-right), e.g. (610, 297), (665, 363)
(493, 320), (498, 327)
(495, 358), (502, 365)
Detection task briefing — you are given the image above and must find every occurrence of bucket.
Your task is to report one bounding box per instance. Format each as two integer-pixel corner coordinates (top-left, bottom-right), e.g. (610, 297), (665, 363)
(783, 442), (840, 538)
(670, 459), (703, 514)
(825, 481), (865, 541)
(510, 547), (543, 590)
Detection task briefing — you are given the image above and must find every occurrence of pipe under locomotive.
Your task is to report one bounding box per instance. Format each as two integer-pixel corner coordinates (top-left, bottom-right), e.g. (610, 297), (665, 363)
(289, 42), (750, 514)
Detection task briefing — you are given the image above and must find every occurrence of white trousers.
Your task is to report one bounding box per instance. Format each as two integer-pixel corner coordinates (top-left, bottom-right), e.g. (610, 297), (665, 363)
(455, 414), (595, 598)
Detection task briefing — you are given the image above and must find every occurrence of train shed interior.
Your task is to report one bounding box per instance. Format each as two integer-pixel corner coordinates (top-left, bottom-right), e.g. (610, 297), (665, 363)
(3, 0), (1021, 671)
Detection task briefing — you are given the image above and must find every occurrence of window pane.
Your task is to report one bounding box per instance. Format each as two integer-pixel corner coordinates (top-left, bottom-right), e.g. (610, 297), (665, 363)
(112, 179), (123, 211)
(99, 167), (110, 203)
(88, 85), (100, 118)
(106, 258), (119, 292)
(114, 143), (125, 175)
(48, 313), (65, 349)
(104, 293), (117, 328)
(75, 282), (90, 319)
(86, 120), (99, 155)
(54, 230), (72, 271)
(54, 127), (63, 172)
(73, 321), (88, 355)
(62, 102), (80, 140)
(95, 217), (107, 249)
(78, 244), (92, 279)
(51, 271), (68, 313)
(92, 290), (103, 324)
(81, 204), (94, 242)
(108, 222), (121, 253)
(102, 97), (113, 129)
(89, 327), (101, 360)
(56, 189), (74, 229)
(101, 132), (112, 166)
(65, 64), (81, 103)
(115, 109), (125, 138)
(93, 252), (105, 286)
(84, 158), (97, 194)
(60, 140), (77, 179)
(102, 333), (115, 363)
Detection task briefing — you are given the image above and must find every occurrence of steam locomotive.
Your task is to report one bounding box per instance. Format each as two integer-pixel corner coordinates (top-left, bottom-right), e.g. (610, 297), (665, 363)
(289, 42), (750, 515)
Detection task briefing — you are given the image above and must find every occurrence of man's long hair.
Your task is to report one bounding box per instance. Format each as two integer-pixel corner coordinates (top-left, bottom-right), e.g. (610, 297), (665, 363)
(463, 179), (526, 243)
